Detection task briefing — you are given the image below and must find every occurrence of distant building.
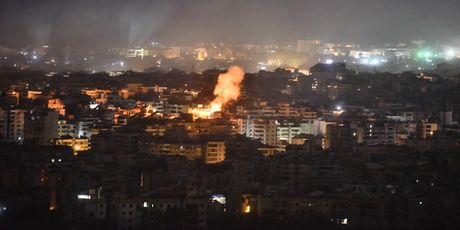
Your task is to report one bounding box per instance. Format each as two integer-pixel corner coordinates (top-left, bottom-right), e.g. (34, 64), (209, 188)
(82, 89), (111, 104)
(242, 117), (278, 145)
(48, 99), (66, 116)
(163, 103), (189, 116)
(416, 121), (438, 139)
(203, 141), (226, 164)
(138, 139), (202, 160)
(0, 108), (26, 144)
(277, 120), (302, 144)
(357, 123), (396, 146)
(112, 132), (139, 155)
(58, 120), (76, 138)
(76, 120), (94, 138)
(55, 138), (90, 154)
(324, 124), (354, 151)
(27, 90), (42, 100)
(257, 145), (283, 156)
(164, 46), (181, 59)
(195, 47), (208, 61)
(309, 62), (346, 93)
(300, 118), (335, 136)
(40, 111), (59, 145)
(296, 39), (321, 53)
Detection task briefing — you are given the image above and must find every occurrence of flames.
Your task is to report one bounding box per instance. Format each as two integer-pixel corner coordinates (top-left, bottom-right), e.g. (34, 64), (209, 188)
(190, 66), (245, 119)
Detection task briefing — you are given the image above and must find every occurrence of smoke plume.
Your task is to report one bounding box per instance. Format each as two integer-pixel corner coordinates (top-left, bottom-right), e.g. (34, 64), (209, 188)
(210, 66), (245, 113)
(189, 66), (245, 119)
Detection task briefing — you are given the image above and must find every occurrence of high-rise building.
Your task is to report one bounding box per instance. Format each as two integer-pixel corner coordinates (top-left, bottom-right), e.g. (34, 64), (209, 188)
(296, 39), (321, 53)
(40, 111), (59, 145)
(277, 121), (302, 144)
(0, 108), (26, 144)
(243, 117), (278, 146)
(324, 124), (354, 151)
(357, 123), (396, 146)
(416, 121), (438, 139)
(309, 63), (346, 93)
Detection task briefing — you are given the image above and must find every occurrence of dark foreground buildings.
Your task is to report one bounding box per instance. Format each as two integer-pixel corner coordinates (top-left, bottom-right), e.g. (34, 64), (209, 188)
(1, 63), (460, 230)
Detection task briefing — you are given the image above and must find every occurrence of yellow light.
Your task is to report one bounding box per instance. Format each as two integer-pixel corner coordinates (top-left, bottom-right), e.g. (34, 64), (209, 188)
(244, 205), (251, 213)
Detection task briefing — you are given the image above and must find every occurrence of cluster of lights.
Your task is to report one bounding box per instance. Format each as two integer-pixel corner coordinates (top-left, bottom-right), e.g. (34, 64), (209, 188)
(331, 218), (348, 225)
(359, 58), (387, 66)
(414, 48), (459, 62)
(311, 78), (318, 90)
(416, 50), (433, 59)
(110, 61), (125, 67)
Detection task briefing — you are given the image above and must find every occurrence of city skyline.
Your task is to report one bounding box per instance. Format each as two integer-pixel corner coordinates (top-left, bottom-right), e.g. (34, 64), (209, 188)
(1, 1), (460, 230)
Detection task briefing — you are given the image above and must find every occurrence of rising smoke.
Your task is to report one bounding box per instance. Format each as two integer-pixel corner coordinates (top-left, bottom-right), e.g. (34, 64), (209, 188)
(209, 66), (245, 113)
(189, 66), (245, 119)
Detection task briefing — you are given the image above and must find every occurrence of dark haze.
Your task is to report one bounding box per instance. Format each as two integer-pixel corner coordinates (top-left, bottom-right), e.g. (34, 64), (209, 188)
(1, 0), (460, 48)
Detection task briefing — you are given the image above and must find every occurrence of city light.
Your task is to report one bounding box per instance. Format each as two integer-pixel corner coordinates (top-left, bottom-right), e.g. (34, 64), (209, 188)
(77, 194), (91, 200)
(370, 59), (379, 65)
(423, 51), (432, 58)
(1, 1), (460, 229)
(445, 49), (456, 59)
(211, 194), (226, 204)
(244, 205), (251, 213)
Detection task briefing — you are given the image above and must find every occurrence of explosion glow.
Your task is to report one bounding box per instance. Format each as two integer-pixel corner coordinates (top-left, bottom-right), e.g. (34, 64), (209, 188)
(190, 66), (245, 119)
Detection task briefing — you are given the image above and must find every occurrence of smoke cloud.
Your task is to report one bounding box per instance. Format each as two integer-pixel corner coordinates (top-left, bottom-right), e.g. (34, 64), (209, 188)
(189, 66), (245, 119)
(210, 66), (245, 112)
(1, 0), (460, 47)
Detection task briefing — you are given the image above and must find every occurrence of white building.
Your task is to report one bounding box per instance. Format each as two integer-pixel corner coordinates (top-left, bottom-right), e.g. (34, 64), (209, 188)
(277, 121), (302, 144)
(300, 118), (335, 136)
(76, 120), (94, 138)
(243, 117), (278, 145)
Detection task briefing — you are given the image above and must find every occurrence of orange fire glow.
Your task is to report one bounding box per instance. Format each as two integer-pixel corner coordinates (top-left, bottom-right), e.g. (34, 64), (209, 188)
(190, 66), (245, 119)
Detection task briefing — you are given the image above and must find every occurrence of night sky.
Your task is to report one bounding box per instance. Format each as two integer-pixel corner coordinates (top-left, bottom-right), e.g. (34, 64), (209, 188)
(1, 0), (460, 48)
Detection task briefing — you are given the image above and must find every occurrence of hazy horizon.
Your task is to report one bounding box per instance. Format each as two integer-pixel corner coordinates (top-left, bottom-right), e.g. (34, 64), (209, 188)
(1, 0), (460, 48)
